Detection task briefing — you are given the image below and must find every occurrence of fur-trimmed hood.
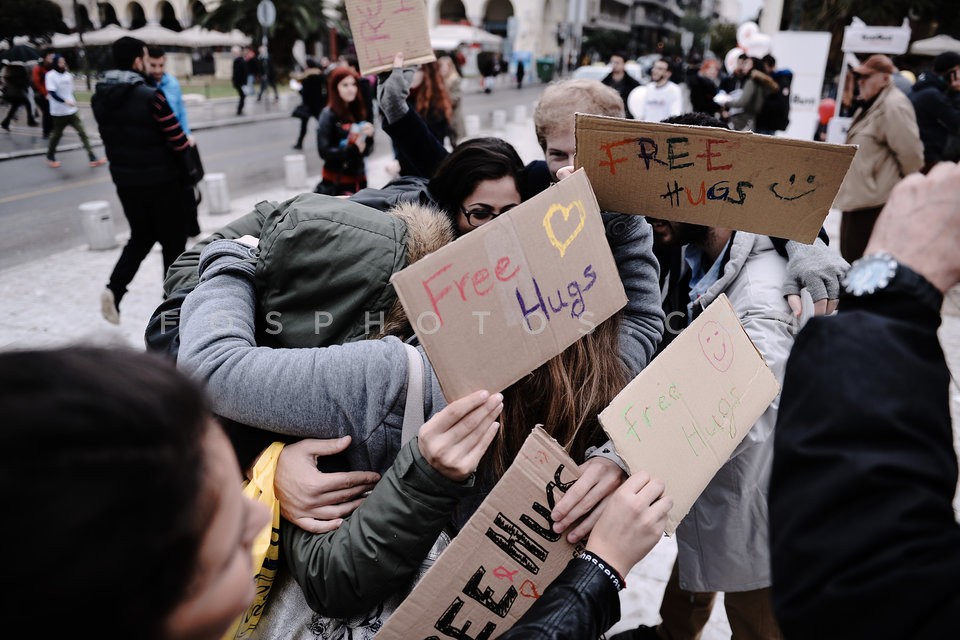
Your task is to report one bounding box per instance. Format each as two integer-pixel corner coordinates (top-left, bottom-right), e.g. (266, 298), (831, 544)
(254, 193), (453, 348)
(749, 68), (779, 93)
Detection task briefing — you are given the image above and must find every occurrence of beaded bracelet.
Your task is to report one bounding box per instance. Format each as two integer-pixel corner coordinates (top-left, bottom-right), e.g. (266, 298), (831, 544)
(578, 550), (626, 591)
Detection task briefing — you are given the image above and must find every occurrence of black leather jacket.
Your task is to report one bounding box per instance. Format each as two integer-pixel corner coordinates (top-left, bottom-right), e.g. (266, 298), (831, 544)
(501, 557), (621, 640)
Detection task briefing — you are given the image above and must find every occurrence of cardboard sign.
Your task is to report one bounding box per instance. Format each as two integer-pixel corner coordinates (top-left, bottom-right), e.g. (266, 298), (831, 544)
(376, 427), (582, 640)
(345, 0), (436, 75)
(598, 294), (780, 533)
(574, 114), (857, 243)
(390, 169), (627, 400)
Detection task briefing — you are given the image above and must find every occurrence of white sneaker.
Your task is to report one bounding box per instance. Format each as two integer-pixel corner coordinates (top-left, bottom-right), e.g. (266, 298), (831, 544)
(100, 288), (120, 325)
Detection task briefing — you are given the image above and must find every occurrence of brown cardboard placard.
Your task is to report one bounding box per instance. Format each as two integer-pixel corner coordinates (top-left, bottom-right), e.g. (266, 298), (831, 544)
(574, 114), (857, 244)
(376, 426), (582, 640)
(598, 294), (780, 533)
(390, 169), (627, 401)
(344, 0), (436, 75)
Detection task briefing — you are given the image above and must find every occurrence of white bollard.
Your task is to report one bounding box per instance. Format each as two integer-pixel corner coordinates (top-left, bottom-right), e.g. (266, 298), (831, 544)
(464, 114), (480, 137)
(513, 104), (527, 123)
(78, 200), (117, 251)
(202, 172), (231, 215)
(491, 109), (507, 130)
(284, 154), (308, 189)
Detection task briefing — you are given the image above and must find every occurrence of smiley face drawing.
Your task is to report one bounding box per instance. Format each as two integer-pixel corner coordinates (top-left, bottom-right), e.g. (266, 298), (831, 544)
(699, 320), (734, 372)
(769, 174), (816, 201)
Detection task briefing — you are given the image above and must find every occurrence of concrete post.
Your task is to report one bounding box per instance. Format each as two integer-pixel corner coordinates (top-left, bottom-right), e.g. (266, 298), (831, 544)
(491, 109), (507, 129)
(513, 105), (527, 123)
(78, 201), (117, 251)
(284, 154), (308, 189)
(465, 114), (480, 137)
(202, 173), (231, 215)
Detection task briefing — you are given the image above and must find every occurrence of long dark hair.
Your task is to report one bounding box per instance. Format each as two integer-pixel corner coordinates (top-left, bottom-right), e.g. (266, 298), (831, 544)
(327, 66), (367, 122)
(1, 347), (211, 640)
(429, 137), (524, 227)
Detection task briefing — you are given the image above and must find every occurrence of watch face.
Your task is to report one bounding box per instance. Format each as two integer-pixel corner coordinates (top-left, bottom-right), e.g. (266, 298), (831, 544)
(844, 254), (897, 296)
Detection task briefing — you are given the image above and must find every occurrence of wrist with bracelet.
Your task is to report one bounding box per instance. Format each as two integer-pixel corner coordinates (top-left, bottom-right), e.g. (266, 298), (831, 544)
(578, 550), (626, 591)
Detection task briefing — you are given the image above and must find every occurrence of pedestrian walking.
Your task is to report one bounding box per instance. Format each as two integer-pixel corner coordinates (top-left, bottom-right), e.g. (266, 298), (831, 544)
(44, 55), (105, 168)
(31, 51), (54, 138)
(1, 63), (38, 130)
(291, 57), (325, 150)
(516, 58), (525, 89)
(834, 54), (924, 262)
(256, 45), (278, 102)
(231, 45), (247, 115)
(92, 36), (189, 324)
(146, 46), (201, 237)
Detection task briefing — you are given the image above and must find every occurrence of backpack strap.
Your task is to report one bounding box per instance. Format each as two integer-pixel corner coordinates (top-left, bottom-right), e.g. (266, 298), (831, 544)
(401, 343), (425, 444)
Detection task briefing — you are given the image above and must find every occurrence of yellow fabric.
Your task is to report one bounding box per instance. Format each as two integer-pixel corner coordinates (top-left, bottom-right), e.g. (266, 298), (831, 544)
(222, 442), (284, 640)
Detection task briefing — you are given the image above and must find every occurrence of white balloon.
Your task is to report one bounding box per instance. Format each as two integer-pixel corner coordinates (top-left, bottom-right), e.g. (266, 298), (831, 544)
(725, 47), (744, 75)
(736, 21), (759, 48)
(745, 33), (772, 57)
(627, 85), (647, 120)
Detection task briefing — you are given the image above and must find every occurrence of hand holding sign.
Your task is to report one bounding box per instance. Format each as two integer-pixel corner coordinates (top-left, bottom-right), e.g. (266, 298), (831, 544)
(586, 471), (672, 578)
(599, 295), (780, 533)
(418, 390), (503, 482)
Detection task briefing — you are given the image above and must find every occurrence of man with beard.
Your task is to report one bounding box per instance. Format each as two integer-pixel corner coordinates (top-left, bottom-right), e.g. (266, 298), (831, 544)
(611, 112), (794, 640)
(630, 57), (683, 123)
(92, 36), (189, 324)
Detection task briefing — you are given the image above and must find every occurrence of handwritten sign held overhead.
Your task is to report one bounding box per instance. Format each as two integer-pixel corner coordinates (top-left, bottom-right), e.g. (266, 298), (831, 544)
(599, 295), (780, 533)
(390, 169), (626, 401)
(376, 427), (582, 640)
(344, 0), (436, 75)
(574, 114), (857, 243)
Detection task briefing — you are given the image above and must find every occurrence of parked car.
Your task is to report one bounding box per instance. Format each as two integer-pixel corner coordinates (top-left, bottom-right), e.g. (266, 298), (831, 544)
(571, 61), (646, 84)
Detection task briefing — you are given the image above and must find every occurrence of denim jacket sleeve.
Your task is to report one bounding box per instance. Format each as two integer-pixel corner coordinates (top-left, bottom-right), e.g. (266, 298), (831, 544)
(283, 438), (475, 616)
(177, 239), (410, 444)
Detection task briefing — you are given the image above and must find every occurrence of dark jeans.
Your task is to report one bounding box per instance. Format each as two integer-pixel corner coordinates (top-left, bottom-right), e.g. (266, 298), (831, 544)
(34, 95), (51, 136)
(235, 84), (246, 114)
(107, 183), (187, 305)
(258, 77), (278, 100)
(295, 116), (313, 148)
(2, 96), (36, 126)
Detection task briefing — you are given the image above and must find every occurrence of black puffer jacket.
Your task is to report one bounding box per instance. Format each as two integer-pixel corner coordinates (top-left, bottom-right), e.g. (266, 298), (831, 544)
(909, 72), (960, 163)
(91, 70), (182, 187)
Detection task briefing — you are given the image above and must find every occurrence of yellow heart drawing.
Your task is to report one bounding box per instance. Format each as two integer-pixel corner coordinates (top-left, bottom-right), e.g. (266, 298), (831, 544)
(542, 200), (586, 258)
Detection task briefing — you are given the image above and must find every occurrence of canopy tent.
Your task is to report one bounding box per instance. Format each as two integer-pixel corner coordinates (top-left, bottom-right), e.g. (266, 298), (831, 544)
(176, 26), (250, 47)
(80, 24), (131, 46)
(429, 24), (502, 52)
(51, 32), (81, 48)
(128, 24), (183, 47)
(909, 34), (960, 56)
